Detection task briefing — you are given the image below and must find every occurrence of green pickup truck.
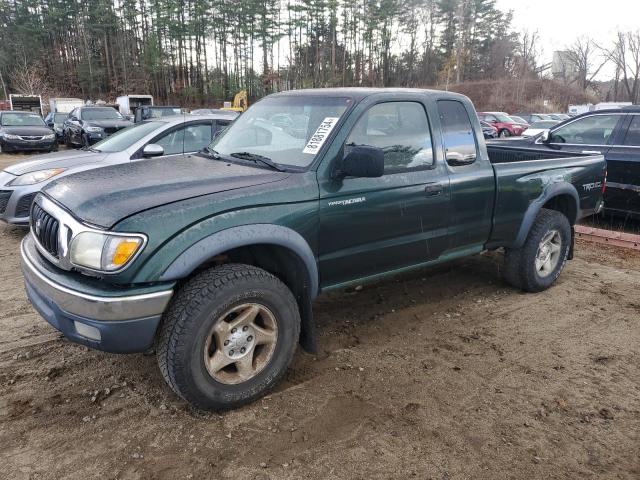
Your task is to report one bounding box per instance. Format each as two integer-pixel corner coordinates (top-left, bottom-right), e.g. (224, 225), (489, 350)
(21, 88), (606, 410)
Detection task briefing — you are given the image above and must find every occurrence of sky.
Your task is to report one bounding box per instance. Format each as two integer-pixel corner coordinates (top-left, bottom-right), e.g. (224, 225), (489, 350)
(494, 0), (640, 80)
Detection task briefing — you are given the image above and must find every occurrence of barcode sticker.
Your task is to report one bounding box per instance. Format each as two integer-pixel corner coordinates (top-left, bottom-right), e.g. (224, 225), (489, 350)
(303, 117), (340, 155)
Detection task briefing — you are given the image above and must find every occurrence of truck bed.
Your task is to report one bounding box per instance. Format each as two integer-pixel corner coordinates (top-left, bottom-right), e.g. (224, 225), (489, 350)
(486, 144), (582, 163)
(485, 144), (606, 249)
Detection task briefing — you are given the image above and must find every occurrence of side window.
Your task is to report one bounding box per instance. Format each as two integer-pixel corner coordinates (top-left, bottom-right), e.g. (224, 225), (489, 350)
(485, 114), (496, 122)
(183, 123), (213, 152)
(346, 101), (434, 173)
(548, 115), (620, 145)
(154, 126), (185, 155)
(622, 115), (640, 146)
(437, 100), (477, 166)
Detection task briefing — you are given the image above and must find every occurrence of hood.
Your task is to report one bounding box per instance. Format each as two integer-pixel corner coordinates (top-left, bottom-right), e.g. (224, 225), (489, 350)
(1, 125), (53, 136)
(84, 119), (132, 129)
(4, 149), (108, 175)
(43, 154), (290, 228)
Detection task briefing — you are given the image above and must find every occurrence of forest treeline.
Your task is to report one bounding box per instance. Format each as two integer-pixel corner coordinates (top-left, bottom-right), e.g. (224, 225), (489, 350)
(0, 0), (543, 104)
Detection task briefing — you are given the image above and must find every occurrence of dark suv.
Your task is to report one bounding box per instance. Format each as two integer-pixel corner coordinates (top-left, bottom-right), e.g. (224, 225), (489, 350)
(63, 106), (133, 147)
(504, 107), (640, 218)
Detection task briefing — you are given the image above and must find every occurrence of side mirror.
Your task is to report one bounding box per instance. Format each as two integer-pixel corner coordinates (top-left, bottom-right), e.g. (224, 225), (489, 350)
(142, 144), (164, 157)
(342, 145), (384, 178)
(540, 130), (550, 143)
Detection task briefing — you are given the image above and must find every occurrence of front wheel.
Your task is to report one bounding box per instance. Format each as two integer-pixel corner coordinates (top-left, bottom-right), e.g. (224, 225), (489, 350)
(156, 264), (301, 410)
(499, 129), (511, 138)
(502, 208), (571, 292)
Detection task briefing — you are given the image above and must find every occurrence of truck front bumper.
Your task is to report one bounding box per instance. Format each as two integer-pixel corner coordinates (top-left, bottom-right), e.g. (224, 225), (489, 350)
(21, 235), (174, 353)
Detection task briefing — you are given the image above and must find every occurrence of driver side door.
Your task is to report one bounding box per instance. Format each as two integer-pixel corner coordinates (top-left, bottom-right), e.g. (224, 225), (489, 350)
(318, 100), (451, 287)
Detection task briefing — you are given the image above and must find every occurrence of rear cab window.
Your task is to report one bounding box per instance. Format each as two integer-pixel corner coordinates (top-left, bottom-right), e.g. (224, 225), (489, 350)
(437, 100), (478, 166)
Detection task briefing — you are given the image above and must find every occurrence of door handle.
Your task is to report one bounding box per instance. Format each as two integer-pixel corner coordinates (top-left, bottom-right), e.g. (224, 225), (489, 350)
(424, 183), (443, 197)
(582, 150), (602, 155)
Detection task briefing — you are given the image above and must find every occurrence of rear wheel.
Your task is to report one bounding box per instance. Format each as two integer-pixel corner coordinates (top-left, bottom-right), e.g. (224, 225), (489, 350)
(156, 264), (300, 410)
(502, 208), (571, 292)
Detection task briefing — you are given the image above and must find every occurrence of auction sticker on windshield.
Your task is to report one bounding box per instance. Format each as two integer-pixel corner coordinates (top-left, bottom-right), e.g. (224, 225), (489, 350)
(303, 117), (340, 154)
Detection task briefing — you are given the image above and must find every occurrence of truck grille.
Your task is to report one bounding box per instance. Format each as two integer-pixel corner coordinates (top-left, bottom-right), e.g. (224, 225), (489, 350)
(31, 202), (60, 258)
(16, 193), (37, 218)
(0, 190), (11, 214)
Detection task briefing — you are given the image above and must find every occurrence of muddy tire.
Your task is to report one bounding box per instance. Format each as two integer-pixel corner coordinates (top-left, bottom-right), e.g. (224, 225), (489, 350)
(503, 208), (571, 292)
(156, 263), (300, 410)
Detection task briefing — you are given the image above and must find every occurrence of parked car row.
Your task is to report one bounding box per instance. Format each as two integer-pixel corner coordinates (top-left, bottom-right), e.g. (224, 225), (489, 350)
(0, 113), (236, 225)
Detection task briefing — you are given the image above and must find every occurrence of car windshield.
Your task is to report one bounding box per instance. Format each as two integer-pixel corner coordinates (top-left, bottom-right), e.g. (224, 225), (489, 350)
(493, 113), (513, 122)
(82, 108), (123, 121)
(91, 121), (163, 152)
(53, 113), (68, 122)
(208, 95), (352, 168)
(530, 121), (558, 128)
(149, 108), (182, 118)
(1, 113), (45, 127)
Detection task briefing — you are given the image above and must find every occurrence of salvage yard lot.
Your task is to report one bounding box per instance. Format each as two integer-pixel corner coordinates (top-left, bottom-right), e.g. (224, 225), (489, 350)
(0, 152), (639, 479)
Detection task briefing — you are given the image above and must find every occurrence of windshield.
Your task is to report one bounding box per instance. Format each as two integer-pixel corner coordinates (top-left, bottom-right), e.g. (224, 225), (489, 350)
(493, 113), (513, 122)
(530, 121), (558, 128)
(91, 121), (162, 152)
(149, 108), (182, 118)
(1, 113), (46, 127)
(53, 113), (68, 123)
(209, 96), (352, 168)
(82, 108), (123, 121)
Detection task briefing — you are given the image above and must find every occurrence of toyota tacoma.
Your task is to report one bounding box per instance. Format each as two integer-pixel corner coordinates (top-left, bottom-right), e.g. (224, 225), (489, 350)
(21, 88), (606, 410)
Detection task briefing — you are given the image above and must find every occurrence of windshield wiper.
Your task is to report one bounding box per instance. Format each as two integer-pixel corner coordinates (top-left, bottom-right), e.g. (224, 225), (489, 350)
(199, 146), (221, 158)
(81, 146), (100, 153)
(229, 152), (285, 172)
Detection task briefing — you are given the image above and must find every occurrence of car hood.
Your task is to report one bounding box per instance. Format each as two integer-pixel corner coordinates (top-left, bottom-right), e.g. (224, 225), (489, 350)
(42, 154), (290, 228)
(4, 149), (108, 175)
(84, 119), (132, 129)
(1, 125), (53, 136)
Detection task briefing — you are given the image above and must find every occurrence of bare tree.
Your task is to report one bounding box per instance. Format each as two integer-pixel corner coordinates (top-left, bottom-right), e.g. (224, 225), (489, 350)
(10, 63), (51, 96)
(565, 37), (608, 90)
(600, 31), (640, 103)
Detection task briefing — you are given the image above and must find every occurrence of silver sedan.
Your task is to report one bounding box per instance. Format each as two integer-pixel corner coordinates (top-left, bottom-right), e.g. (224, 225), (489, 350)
(0, 113), (236, 226)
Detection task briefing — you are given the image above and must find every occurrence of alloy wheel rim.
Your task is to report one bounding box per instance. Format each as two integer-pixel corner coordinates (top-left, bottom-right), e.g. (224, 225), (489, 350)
(535, 229), (562, 278)
(203, 303), (278, 385)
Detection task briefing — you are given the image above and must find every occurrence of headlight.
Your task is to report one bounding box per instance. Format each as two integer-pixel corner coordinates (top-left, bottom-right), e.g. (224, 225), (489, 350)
(69, 232), (145, 272)
(43, 133), (56, 139)
(2, 133), (20, 140)
(9, 168), (66, 186)
(85, 126), (103, 133)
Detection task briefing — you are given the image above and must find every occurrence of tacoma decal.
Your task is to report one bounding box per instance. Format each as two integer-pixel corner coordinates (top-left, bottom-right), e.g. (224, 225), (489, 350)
(328, 197), (366, 207)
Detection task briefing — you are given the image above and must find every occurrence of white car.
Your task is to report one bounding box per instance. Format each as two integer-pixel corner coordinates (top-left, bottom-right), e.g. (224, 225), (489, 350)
(0, 114), (235, 226)
(522, 120), (561, 138)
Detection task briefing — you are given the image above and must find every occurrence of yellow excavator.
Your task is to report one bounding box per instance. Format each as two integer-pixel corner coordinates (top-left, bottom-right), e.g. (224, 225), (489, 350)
(221, 90), (248, 112)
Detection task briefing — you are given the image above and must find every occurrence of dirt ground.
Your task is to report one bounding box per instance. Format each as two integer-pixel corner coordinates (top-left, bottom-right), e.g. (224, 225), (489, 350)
(1, 152), (639, 480)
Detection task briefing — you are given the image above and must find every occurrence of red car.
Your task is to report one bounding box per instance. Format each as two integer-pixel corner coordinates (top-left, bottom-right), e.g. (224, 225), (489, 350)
(477, 112), (527, 138)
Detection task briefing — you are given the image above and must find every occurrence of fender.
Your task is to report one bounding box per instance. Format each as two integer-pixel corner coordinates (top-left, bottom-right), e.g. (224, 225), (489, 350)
(160, 224), (319, 295)
(512, 182), (580, 249)
(159, 224), (320, 352)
